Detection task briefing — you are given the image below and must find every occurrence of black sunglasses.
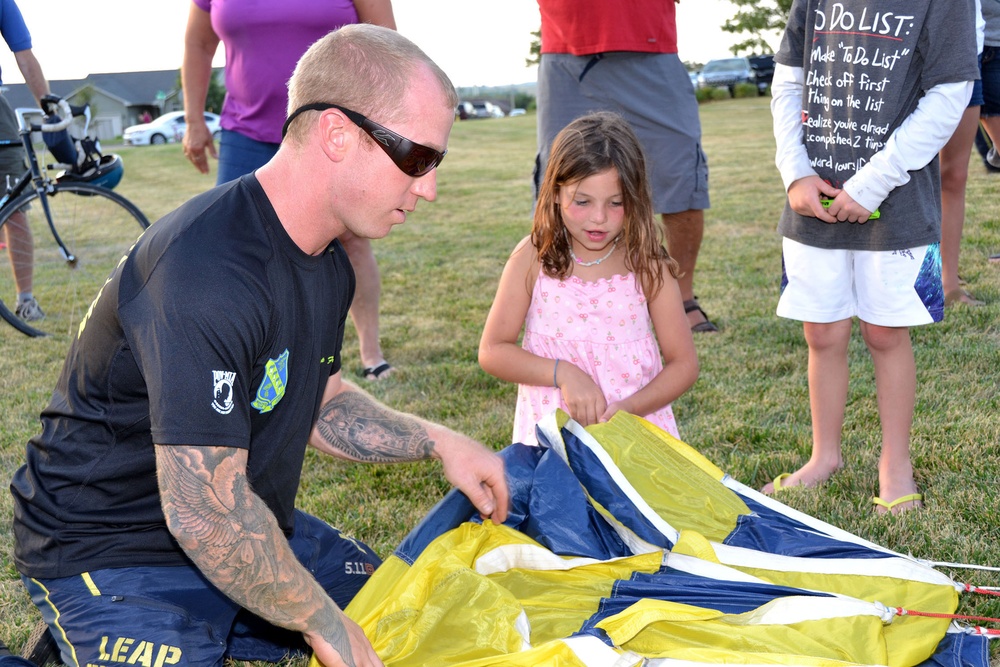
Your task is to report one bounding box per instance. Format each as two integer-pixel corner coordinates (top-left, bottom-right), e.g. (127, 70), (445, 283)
(282, 102), (446, 177)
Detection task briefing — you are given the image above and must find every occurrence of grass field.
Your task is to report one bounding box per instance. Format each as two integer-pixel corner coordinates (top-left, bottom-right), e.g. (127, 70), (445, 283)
(1, 96), (998, 662)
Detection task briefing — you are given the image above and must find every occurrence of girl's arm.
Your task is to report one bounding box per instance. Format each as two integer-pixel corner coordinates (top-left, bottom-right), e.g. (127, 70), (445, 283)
(479, 238), (607, 425)
(601, 270), (698, 422)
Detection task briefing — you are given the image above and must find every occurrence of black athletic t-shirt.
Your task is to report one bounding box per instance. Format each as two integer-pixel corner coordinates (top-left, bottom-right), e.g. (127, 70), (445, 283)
(11, 174), (354, 578)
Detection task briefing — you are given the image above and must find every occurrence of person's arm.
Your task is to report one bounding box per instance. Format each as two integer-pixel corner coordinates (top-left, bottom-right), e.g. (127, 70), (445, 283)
(835, 80), (973, 216)
(352, 0), (396, 29)
(156, 444), (383, 667)
(600, 270), (698, 422)
(181, 2), (221, 174)
(478, 237), (608, 426)
(12, 48), (50, 105)
(310, 373), (509, 524)
(771, 62), (841, 222)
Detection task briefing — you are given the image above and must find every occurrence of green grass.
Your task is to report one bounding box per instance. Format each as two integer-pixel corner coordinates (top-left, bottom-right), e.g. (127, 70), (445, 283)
(1, 99), (999, 661)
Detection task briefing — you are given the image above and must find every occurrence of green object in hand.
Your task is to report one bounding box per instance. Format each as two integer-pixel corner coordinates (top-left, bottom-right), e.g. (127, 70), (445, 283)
(820, 198), (881, 220)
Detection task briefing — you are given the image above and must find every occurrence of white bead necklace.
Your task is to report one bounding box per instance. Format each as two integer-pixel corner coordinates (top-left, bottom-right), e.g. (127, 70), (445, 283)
(569, 234), (620, 267)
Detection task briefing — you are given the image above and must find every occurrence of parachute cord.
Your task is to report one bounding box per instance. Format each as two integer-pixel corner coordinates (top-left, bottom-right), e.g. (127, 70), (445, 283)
(893, 607), (1000, 626)
(928, 561), (1000, 573)
(963, 584), (1000, 597)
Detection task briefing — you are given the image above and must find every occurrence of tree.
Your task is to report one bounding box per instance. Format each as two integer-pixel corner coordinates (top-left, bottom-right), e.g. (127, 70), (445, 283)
(526, 29), (540, 67)
(722, 0), (792, 55)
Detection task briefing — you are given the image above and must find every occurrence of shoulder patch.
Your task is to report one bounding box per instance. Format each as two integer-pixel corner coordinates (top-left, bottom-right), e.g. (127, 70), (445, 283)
(211, 370), (237, 415)
(252, 349), (290, 414)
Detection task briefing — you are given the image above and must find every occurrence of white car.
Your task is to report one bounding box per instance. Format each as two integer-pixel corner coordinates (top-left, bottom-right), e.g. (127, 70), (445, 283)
(123, 111), (221, 146)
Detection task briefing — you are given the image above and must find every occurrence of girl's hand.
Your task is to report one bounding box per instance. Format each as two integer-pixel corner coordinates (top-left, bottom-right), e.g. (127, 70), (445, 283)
(558, 362), (607, 426)
(599, 401), (628, 423)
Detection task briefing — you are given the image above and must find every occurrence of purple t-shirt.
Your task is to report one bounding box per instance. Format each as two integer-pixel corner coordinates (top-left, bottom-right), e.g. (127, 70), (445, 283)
(195, 0), (359, 144)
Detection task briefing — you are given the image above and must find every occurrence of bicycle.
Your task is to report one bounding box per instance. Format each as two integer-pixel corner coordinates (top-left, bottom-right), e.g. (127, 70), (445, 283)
(0, 96), (150, 338)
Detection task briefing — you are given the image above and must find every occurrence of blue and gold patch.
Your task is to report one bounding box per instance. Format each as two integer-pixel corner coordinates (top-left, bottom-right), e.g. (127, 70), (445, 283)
(252, 349), (289, 414)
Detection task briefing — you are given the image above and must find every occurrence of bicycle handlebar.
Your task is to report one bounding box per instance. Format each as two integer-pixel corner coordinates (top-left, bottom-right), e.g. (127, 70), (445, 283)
(14, 98), (90, 133)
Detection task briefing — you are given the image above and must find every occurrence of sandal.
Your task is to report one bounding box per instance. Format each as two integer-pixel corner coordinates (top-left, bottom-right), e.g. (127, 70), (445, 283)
(359, 362), (394, 381)
(683, 297), (719, 333)
(944, 289), (984, 307)
(872, 493), (924, 515)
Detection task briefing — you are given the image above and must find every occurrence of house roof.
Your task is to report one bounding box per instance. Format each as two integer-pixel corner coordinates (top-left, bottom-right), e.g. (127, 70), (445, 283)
(0, 68), (222, 111)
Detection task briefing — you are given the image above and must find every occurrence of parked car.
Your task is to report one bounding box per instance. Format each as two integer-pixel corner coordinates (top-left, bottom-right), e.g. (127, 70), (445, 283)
(748, 54), (775, 95)
(696, 57), (756, 96)
(123, 111), (221, 146)
(509, 108), (527, 117)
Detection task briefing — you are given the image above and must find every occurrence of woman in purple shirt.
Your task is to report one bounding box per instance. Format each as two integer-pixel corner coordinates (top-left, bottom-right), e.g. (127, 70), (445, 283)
(181, 0), (397, 381)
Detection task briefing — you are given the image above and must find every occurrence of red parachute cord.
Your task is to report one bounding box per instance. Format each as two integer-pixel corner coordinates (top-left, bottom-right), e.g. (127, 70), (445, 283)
(894, 607), (1000, 634)
(963, 583), (1000, 598)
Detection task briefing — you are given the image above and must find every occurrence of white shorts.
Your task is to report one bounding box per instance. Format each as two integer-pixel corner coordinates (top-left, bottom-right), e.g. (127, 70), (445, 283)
(777, 238), (943, 326)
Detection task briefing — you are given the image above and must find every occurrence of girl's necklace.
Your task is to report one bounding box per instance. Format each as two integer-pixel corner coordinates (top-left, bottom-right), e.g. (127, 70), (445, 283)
(569, 234), (620, 267)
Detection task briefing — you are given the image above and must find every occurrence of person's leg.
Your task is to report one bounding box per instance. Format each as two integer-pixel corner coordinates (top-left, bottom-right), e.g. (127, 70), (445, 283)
(762, 319), (850, 494)
(4, 210), (32, 295)
(338, 230), (390, 377)
(216, 129), (279, 186)
(769, 240), (858, 494)
(226, 511), (381, 661)
(859, 321), (921, 514)
(661, 209), (716, 331)
(22, 567), (238, 667)
(939, 105), (983, 306)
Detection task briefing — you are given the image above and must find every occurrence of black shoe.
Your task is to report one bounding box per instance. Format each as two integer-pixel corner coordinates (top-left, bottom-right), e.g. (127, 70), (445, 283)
(20, 622), (59, 666)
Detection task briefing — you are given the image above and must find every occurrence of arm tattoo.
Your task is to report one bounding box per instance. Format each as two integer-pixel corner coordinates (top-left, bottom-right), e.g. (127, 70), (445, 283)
(156, 445), (354, 662)
(314, 390), (436, 462)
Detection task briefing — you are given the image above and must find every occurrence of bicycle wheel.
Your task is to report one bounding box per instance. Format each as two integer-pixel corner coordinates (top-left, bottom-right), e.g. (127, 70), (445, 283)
(0, 182), (149, 338)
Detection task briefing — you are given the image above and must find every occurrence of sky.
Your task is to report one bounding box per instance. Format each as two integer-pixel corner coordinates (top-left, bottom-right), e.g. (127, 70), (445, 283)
(5, 0), (773, 89)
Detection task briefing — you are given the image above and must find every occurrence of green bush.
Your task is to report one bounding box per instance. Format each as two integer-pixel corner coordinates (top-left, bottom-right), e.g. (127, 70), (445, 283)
(733, 82), (759, 98)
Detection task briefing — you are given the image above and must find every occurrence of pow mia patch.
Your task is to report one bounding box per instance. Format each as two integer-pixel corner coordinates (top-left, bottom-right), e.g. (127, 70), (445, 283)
(211, 370), (236, 414)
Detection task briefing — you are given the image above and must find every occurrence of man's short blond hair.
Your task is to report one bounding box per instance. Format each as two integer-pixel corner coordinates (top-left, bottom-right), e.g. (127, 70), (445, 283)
(285, 24), (458, 143)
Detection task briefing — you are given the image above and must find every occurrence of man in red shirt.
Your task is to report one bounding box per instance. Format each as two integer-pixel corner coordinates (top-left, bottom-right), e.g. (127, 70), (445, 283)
(534, 0), (717, 332)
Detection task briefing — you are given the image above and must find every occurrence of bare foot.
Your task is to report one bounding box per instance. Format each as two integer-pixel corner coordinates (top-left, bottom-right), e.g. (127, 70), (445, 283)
(760, 459), (843, 495)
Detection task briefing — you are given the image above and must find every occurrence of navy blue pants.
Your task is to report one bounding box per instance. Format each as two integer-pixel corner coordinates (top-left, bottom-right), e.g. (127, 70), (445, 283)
(22, 511), (381, 667)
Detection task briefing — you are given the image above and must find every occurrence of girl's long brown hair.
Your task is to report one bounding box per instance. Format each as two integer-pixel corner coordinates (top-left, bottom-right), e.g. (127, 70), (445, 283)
(531, 112), (678, 299)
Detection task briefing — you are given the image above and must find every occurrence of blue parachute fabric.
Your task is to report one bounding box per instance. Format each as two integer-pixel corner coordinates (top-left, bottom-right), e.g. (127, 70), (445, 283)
(725, 495), (896, 560)
(380, 413), (993, 667)
(575, 566), (837, 640)
(396, 442), (630, 564)
(559, 427), (677, 550)
(914, 631), (991, 667)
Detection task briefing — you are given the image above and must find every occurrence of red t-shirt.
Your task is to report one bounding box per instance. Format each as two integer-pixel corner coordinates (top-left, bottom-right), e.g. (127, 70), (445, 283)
(539, 0), (678, 55)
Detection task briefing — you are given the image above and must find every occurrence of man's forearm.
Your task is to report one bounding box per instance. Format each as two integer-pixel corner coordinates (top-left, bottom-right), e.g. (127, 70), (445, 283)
(312, 390), (436, 462)
(156, 445), (354, 660)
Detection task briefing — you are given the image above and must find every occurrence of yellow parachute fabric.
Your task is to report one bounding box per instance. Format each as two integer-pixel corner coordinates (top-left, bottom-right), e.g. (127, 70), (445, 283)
(308, 412), (968, 667)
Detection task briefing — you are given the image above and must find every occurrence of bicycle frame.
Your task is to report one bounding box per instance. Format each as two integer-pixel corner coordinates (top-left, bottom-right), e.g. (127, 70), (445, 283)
(0, 101), (90, 265)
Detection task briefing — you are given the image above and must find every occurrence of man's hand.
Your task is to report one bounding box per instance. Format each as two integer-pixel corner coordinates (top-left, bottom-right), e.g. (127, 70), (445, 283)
(305, 612), (384, 667)
(787, 175), (841, 223)
(435, 434), (509, 524)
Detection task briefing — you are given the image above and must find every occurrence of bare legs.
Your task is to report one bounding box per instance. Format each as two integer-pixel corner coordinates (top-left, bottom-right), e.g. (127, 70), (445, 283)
(661, 209), (715, 330)
(860, 321), (920, 513)
(762, 319), (921, 514)
(4, 210), (33, 294)
(338, 231), (390, 378)
(939, 105), (982, 305)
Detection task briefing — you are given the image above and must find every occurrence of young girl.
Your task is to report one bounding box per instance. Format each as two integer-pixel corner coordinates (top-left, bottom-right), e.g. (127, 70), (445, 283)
(479, 112), (699, 445)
